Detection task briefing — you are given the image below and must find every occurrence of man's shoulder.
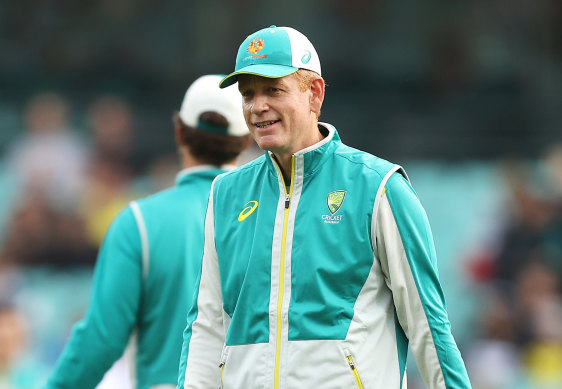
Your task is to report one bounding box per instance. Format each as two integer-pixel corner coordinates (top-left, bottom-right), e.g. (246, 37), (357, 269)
(132, 185), (180, 209)
(333, 142), (398, 177)
(215, 155), (267, 184)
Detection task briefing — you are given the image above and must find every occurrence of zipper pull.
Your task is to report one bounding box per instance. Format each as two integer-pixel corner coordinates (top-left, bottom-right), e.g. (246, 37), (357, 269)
(285, 194), (290, 209)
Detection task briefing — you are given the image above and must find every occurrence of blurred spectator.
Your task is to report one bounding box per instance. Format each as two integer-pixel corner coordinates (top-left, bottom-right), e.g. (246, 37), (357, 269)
(78, 157), (136, 247)
(540, 145), (562, 278)
(78, 94), (140, 246)
(492, 158), (555, 284)
(515, 261), (562, 343)
(465, 284), (522, 389)
(3, 92), (90, 211)
(0, 93), (145, 267)
(465, 148), (562, 389)
(87, 94), (138, 176)
(0, 191), (97, 267)
(542, 144), (562, 199)
(0, 302), (47, 389)
(516, 262), (562, 388)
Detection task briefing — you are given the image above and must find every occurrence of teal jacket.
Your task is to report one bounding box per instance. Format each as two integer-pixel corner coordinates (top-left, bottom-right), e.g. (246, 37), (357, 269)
(178, 124), (471, 388)
(45, 166), (232, 389)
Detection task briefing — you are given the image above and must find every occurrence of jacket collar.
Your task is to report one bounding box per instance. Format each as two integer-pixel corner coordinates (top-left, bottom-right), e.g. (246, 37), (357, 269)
(175, 164), (235, 186)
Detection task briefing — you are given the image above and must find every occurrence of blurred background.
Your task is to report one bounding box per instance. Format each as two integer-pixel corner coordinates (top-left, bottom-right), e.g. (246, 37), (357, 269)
(0, 1), (561, 388)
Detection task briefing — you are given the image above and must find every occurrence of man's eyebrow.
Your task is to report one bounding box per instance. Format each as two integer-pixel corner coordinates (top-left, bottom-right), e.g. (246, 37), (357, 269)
(270, 79), (285, 88)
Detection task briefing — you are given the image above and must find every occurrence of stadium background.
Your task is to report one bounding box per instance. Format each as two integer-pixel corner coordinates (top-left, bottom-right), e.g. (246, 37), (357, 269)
(0, 1), (561, 388)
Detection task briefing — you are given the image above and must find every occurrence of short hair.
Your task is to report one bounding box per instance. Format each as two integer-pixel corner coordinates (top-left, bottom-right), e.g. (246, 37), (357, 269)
(293, 69), (321, 92)
(293, 69), (323, 118)
(173, 112), (250, 166)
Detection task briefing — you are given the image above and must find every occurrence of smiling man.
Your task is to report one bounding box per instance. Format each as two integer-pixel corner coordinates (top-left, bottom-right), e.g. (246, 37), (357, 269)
(177, 26), (471, 389)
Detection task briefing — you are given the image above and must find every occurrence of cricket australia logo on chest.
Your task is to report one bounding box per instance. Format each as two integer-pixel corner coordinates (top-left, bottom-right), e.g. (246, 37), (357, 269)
(322, 190), (347, 224)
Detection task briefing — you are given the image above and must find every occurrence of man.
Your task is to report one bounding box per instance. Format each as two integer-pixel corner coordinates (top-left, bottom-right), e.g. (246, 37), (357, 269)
(44, 74), (251, 389)
(177, 26), (471, 388)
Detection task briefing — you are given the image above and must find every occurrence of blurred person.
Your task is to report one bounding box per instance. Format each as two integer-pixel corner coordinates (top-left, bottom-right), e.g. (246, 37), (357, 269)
(178, 26), (471, 388)
(464, 151), (562, 389)
(3, 92), (89, 211)
(78, 94), (139, 247)
(87, 94), (139, 176)
(515, 261), (562, 388)
(43, 74), (251, 389)
(515, 261), (562, 344)
(468, 146), (562, 285)
(542, 144), (562, 200)
(464, 284), (523, 389)
(78, 156), (136, 247)
(488, 159), (555, 284)
(0, 302), (47, 389)
(0, 191), (96, 267)
(0, 193), (54, 266)
(540, 144), (562, 278)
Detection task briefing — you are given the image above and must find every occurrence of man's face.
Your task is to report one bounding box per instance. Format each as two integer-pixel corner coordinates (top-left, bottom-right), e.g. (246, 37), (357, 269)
(238, 73), (317, 157)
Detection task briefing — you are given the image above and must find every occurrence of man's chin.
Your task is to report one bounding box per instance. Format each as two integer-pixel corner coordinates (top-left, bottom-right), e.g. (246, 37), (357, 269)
(255, 138), (280, 153)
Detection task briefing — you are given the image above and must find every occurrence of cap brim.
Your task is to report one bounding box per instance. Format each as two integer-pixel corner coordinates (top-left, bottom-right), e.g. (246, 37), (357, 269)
(219, 64), (298, 88)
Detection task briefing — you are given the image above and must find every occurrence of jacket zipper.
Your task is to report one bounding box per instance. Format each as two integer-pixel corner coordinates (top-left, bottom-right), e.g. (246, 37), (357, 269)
(273, 155), (295, 389)
(219, 350), (227, 389)
(219, 361), (225, 389)
(345, 349), (364, 389)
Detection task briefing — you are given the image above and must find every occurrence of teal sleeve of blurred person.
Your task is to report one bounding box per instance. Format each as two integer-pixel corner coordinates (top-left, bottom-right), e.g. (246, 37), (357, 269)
(43, 206), (142, 388)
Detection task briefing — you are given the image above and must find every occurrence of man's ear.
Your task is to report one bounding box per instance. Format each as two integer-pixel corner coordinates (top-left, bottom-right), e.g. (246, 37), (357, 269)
(310, 77), (325, 116)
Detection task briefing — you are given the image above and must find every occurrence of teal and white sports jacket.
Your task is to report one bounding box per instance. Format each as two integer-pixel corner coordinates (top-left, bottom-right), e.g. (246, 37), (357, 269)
(45, 166), (233, 389)
(178, 124), (471, 389)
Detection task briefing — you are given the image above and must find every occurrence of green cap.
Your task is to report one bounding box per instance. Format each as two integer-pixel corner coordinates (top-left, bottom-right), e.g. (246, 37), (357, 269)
(219, 25), (321, 88)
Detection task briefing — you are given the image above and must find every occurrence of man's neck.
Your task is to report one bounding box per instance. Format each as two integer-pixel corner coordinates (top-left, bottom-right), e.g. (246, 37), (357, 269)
(179, 147), (237, 169)
(272, 124), (326, 181)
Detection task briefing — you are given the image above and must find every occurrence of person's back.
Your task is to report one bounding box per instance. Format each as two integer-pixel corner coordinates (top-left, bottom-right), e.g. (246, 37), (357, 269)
(44, 74), (251, 389)
(132, 167), (228, 385)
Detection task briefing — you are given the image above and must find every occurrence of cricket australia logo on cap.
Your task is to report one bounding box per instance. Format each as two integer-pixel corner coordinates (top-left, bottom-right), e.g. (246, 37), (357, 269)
(322, 190), (346, 224)
(247, 38), (265, 54)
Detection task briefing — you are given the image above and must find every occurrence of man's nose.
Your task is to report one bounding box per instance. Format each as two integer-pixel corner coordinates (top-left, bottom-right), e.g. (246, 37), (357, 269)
(251, 93), (269, 113)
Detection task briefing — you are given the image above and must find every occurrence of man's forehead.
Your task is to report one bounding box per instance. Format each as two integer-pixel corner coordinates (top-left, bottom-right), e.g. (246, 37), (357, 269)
(238, 74), (291, 89)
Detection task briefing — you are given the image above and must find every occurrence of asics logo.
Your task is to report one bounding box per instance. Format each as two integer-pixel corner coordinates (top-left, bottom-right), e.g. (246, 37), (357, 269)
(238, 201), (259, 221)
(301, 50), (311, 64)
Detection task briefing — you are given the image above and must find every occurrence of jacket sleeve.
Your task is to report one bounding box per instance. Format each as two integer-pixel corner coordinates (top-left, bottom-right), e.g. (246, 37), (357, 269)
(177, 183), (225, 389)
(44, 206), (142, 389)
(374, 172), (471, 388)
